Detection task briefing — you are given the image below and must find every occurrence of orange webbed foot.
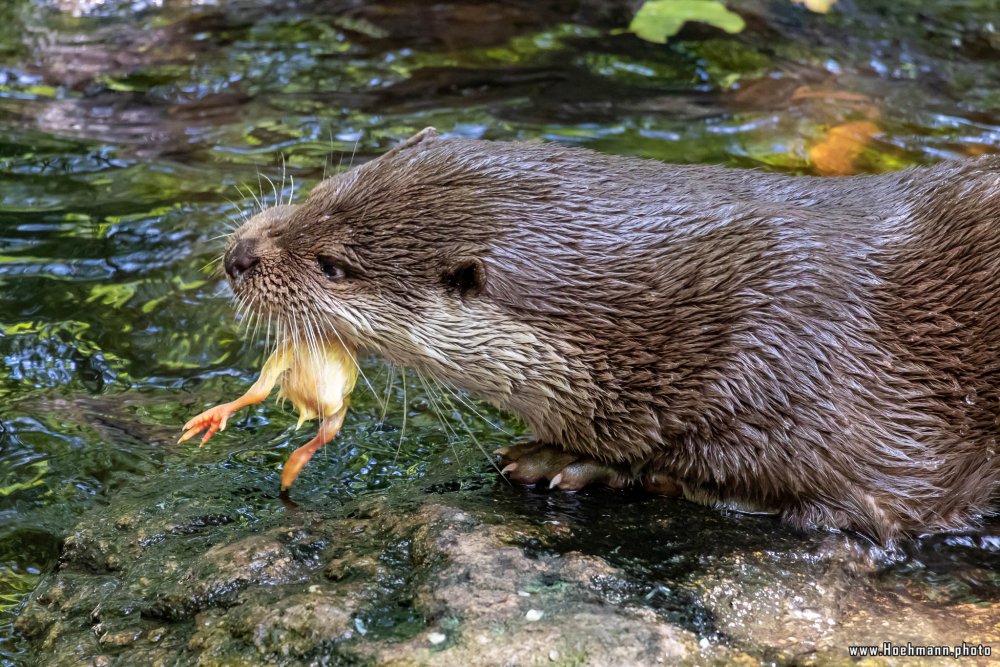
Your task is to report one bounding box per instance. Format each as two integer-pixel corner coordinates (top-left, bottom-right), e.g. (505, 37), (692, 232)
(178, 348), (289, 447)
(178, 403), (239, 446)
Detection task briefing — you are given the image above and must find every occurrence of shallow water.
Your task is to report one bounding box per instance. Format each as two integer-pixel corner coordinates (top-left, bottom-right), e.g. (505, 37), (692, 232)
(2, 0), (999, 663)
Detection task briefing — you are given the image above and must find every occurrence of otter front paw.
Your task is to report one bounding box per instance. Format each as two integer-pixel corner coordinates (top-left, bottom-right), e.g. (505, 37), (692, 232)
(497, 443), (629, 491)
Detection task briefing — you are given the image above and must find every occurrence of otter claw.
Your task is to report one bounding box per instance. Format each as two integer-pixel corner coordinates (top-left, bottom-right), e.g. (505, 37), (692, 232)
(499, 443), (641, 491)
(642, 474), (683, 496)
(552, 462), (628, 491)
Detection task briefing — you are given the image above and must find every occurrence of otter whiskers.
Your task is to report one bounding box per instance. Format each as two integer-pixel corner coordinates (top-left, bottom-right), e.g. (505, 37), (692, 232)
(414, 369), (506, 476)
(434, 378), (509, 475)
(184, 167), (514, 491)
(182, 224), (363, 491)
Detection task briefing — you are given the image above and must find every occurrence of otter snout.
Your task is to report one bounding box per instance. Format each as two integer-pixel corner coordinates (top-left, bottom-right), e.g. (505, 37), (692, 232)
(224, 239), (260, 281)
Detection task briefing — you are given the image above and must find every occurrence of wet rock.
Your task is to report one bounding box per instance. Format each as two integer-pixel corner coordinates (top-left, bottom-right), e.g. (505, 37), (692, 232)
(61, 529), (127, 573)
(149, 526), (330, 620)
(187, 592), (357, 663)
(14, 478), (1000, 666)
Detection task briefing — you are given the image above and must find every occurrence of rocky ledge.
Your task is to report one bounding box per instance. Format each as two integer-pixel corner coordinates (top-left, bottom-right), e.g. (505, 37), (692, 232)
(14, 467), (1000, 666)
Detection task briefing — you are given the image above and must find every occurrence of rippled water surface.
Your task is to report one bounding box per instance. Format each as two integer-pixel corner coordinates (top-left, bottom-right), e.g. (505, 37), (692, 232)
(2, 0), (1000, 663)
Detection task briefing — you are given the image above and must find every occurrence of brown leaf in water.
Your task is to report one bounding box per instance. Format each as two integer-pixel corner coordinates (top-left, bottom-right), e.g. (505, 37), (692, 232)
(808, 120), (880, 176)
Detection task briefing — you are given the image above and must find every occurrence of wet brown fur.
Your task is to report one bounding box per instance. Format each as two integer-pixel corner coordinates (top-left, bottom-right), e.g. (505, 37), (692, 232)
(227, 129), (1000, 543)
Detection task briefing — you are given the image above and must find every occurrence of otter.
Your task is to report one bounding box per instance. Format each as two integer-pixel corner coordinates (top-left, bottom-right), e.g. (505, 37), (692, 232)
(219, 128), (1000, 543)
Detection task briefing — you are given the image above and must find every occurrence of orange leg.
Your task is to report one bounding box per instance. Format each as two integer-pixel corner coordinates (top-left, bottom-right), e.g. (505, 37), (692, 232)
(280, 405), (348, 490)
(179, 349), (292, 446)
(178, 379), (275, 446)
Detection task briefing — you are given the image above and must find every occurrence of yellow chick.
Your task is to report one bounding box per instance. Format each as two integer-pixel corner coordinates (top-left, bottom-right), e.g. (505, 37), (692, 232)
(179, 338), (358, 490)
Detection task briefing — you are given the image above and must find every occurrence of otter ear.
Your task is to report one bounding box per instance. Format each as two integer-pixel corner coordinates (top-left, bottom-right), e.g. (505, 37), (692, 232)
(443, 257), (486, 298)
(385, 127), (439, 158)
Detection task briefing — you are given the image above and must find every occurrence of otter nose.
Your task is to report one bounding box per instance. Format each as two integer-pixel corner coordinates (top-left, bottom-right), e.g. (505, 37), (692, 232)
(224, 239), (260, 280)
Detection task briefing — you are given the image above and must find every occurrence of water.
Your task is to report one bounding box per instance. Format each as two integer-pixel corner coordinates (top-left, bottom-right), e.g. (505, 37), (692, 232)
(1, 0), (999, 663)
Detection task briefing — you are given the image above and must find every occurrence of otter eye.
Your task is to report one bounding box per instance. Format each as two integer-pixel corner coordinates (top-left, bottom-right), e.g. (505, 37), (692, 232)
(316, 255), (348, 281)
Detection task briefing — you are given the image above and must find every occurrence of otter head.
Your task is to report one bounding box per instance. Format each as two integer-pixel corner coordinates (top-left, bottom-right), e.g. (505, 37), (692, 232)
(222, 128), (595, 443)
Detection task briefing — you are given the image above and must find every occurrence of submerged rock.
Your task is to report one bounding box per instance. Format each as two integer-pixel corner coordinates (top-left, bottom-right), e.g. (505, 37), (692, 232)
(14, 469), (1000, 666)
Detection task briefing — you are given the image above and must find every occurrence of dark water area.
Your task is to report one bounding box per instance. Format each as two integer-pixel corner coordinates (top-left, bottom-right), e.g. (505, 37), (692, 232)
(1, 0), (999, 664)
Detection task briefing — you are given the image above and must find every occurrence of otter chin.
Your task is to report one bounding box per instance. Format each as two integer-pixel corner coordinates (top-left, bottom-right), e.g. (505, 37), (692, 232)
(218, 127), (1000, 544)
